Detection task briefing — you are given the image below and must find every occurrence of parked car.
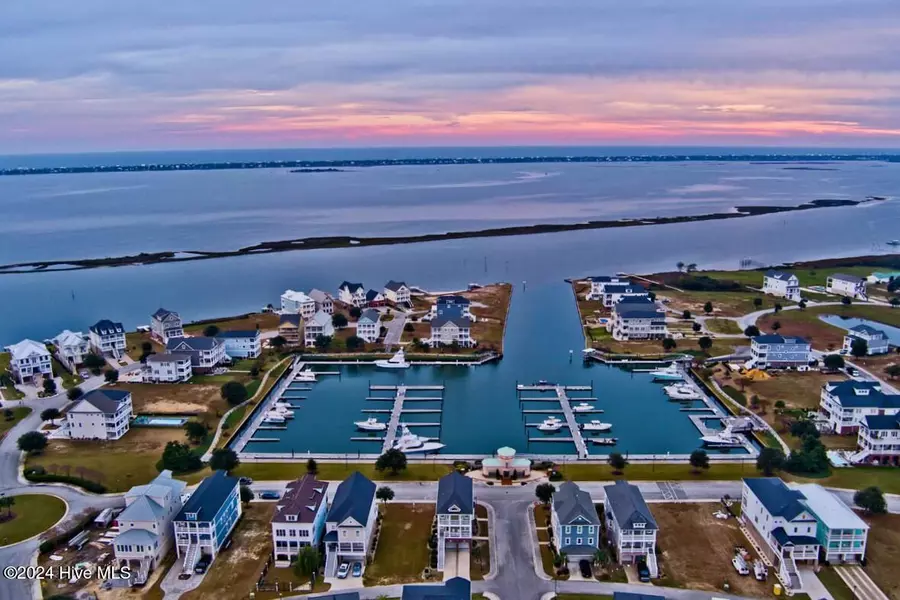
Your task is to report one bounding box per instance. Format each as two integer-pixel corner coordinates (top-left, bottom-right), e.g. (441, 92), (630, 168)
(239, 477), (253, 486)
(732, 555), (750, 576)
(194, 556), (211, 575)
(352, 562), (362, 577)
(636, 558), (650, 582)
(337, 562), (350, 579)
(578, 559), (592, 578)
(260, 490), (280, 500)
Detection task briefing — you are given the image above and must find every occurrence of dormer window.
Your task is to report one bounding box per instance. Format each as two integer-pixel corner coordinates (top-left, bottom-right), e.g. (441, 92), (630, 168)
(286, 515), (297, 522)
(448, 505), (461, 513)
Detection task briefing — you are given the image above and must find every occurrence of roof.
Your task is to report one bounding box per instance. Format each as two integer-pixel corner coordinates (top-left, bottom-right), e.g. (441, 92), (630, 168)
(151, 308), (179, 320)
(554, 481), (601, 526)
(752, 334), (810, 345)
(216, 330), (260, 339)
(436, 472), (474, 515)
(615, 295), (654, 305)
(309, 289), (332, 303)
(52, 330), (86, 348)
(848, 324), (888, 338)
(282, 289), (313, 303)
(824, 380), (900, 409)
(772, 527), (819, 547)
(765, 270), (796, 281)
(114, 528), (158, 547)
(69, 389), (131, 415)
(365, 289), (383, 302)
(432, 312), (472, 328)
(613, 594), (667, 600)
(603, 481), (657, 530)
(358, 309), (381, 325)
(146, 352), (191, 363)
(280, 313), (302, 327)
(127, 470), (187, 501)
(864, 414), (900, 430)
(8, 339), (50, 360)
(436, 295), (470, 306)
(118, 495), (166, 522)
(176, 470), (238, 522)
(401, 577), (470, 600)
(743, 478), (812, 521)
(830, 273), (865, 284)
(791, 483), (869, 531)
(167, 336), (221, 351)
(273, 475), (329, 524)
(385, 280), (408, 292)
(326, 472), (375, 526)
(603, 283), (646, 294)
(89, 319), (124, 335)
(340, 281), (364, 293)
(614, 306), (665, 320)
(308, 311), (332, 326)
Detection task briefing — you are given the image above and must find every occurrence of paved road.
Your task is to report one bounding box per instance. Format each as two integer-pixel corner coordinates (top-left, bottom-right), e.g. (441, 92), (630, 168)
(383, 314), (407, 351)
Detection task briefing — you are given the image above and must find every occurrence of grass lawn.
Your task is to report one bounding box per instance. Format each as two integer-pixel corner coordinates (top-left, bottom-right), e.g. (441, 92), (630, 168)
(691, 265), (877, 290)
(124, 331), (164, 361)
(816, 567), (855, 600)
(662, 290), (780, 318)
(470, 538), (491, 581)
(232, 462), (454, 482)
(50, 357), (83, 390)
(863, 513), (900, 600)
(118, 382), (231, 430)
(363, 503), (435, 586)
(0, 494), (66, 546)
(184, 312), (280, 335)
(254, 567), (331, 599)
(705, 318), (742, 335)
(557, 462), (756, 482)
(0, 406), (31, 439)
(0, 352), (25, 400)
(757, 304), (900, 351)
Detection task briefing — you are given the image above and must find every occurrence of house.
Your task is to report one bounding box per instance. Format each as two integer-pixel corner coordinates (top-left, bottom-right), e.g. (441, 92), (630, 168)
(65, 389), (133, 440)
(584, 276), (628, 301)
(763, 271), (801, 302)
(401, 577), (470, 600)
(842, 324), (890, 356)
(338, 282), (367, 307)
(173, 470), (242, 573)
(748, 335), (812, 370)
(603, 481), (658, 577)
(600, 283), (648, 308)
(356, 309), (381, 343)
(436, 472), (474, 570)
(857, 414), (900, 464)
(323, 472), (377, 577)
(426, 296), (476, 322)
(281, 290), (317, 319)
(150, 308), (184, 343)
(365, 289), (386, 307)
(481, 446), (531, 478)
(166, 337), (226, 374)
(429, 306), (475, 348)
(610, 302), (667, 341)
(272, 475), (329, 567)
(551, 482), (601, 559)
(278, 314), (303, 344)
(114, 470), (186, 584)
(818, 380), (900, 435)
(826, 274), (868, 300)
(791, 483), (869, 563)
(6, 339), (53, 384)
(89, 319), (126, 358)
(217, 330), (262, 359)
(51, 330), (90, 372)
(384, 281), (411, 305)
(309, 289), (335, 315)
(305, 311), (335, 347)
(146, 353), (193, 383)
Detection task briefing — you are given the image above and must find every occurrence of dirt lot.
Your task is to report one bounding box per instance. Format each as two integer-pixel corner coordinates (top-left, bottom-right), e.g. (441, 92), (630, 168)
(653, 503), (770, 597)
(863, 513), (900, 600)
(758, 305), (900, 352)
(118, 383), (228, 428)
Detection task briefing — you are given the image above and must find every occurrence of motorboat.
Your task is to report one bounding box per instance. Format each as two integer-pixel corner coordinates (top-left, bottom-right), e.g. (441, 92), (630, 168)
(701, 425), (746, 448)
(572, 402), (595, 412)
(536, 379), (554, 386)
(887, 240), (900, 246)
(262, 412), (286, 424)
(273, 401), (294, 409)
(375, 348), (411, 369)
(391, 424), (445, 453)
(649, 364), (684, 382)
(582, 420), (612, 432)
(589, 437), (618, 446)
(296, 370), (317, 382)
(664, 384), (701, 401)
(537, 417), (564, 432)
(354, 417), (387, 432)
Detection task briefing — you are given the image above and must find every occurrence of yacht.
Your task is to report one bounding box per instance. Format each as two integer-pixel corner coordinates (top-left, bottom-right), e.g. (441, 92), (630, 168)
(354, 417), (387, 432)
(375, 348), (411, 369)
(649, 364), (683, 382)
(572, 402), (595, 412)
(589, 437), (618, 446)
(262, 411), (286, 424)
(582, 420), (613, 432)
(701, 425), (746, 448)
(391, 424), (445, 453)
(271, 406), (294, 419)
(537, 417), (564, 432)
(296, 370), (317, 382)
(664, 384), (701, 400)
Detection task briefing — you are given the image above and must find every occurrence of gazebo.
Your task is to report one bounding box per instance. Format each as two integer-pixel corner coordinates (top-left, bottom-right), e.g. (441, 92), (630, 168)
(481, 446), (531, 478)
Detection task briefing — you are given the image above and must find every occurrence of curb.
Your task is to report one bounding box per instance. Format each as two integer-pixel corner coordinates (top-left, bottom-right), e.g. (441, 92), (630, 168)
(0, 492), (69, 549)
(528, 503), (552, 581)
(477, 501), (499, 581)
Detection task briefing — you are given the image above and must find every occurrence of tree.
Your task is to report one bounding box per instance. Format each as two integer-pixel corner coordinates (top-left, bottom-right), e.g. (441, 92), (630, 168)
(823, 354), (845, 371)
(799, 299), (808, 310)
(203, 324), (220, 337)
(753, 297), (763, 308)
(850, 337), (869, 359)
(349, 306), (362, 320)
(692, 322), (702, 333)
(293, 546), (321, 591)
(141, 341), (153, 353)
(17, 431), (48, 455)
(376, 486), (395, 504)
(67, 387), (83, 401)
(756, 447), (785, 476)
(890, 277), (900, 293)
(375, 448), (408, 475)
(161, 441), (202, 473)
(535, 482), (556, 505)
(184, 421), (208, 444)
(270, 336), (287, 350)
(790, 420), (819, 440)
(593, 547), (609, 567)
(314, 335), (333, 350)
(648, 291), (656, 301)
(682, 310), (692, 320)
(209, 448), (240, 472)
(661, 337), (677, 351)
(608, 452), (628, 474)
(698, 336), (713, 352)
(221, 381), (249, 406)
(40, 408), (61, 425)
(885, 364), (900, 380)
(404, 322), (414, 332)
(306, 458), (318, 474)
(744, 325), (760, 338)
(703, 301), (713, 315)
(345, 335), (364, 350)
(0, 496), (13, 518)
(774, 303), (783, 313)
(332, 313), (349, 329)
(841, 296), (852, 306)
(771, 321), (782, 332)
(676, 261), (685, 272)
(686, 263), (697, 272)
(689, 449), (710, 473)
(240, 485), (254, 504)
(42, 378), (57, 395)
(104, 369), (119, 384)
(83, 353), (106, 371)
(890, 296), (900, 308)
(854, 486), (887, 515)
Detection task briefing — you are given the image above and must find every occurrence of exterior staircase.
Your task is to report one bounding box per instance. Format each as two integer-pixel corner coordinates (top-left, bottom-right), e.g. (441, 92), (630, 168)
(324, 548), (337, 577)
(182, 544), (200, 574)
(647, 551), (659, 578)
(780, 554), (802, 591)
(849, 449), (872, 464)
(133, 558), (152, 585)
(437, 533), (446, 571)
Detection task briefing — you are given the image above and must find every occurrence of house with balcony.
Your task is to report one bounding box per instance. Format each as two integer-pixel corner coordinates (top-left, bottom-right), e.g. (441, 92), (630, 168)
(65, 389), (133, 440)
(114, 470), (186, 585)
(425, 296), (476, 322)
(173, 470), (241, 574)
(599, 283), (648, 308)
(818, 380), (900, 435)
(436, 472), (474, 570)
(763, 271), (801, 302)
(842, 324), (890, 356)
(6, 339), (53, 384)
(401, 577), (471, 600)
(748, 335), (812, 370)
(551, 482), (601, 560)
(309, 289), (335, 315)
(365, 289), (386, 307)
(429, 307), (475, 348)
(323, 472), (377, 577)
(856, 414), (900, 465)
(281, 290), (317, 319)
(356, 309), (381, 343)
(272, 475), (329, 567)
(217, 330), (262, 359)
(603, 480), (658, 577)
(610, 301), (667, 341)
(150, 308), (184, 343)
(304, 311), (335, 347)
(792, 483), (869, 563)
(384, 281), (411, 305)
(826, 274), (868, 300)
(584, 276), (628, 301)
(51, 330), (90, 373)
(278, 314), (303, 344)
(146, 353), (193, 383)
(166, 337), (226, 374)
(338, 282), (367, 307)
(89, 319), (126, 359)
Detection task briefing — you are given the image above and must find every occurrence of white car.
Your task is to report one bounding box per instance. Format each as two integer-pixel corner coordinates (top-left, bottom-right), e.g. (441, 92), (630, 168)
(337, 562), (350, 579)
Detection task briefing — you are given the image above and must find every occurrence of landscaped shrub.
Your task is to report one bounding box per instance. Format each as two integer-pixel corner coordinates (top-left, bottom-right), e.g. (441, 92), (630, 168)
(24, 467), (107, 494)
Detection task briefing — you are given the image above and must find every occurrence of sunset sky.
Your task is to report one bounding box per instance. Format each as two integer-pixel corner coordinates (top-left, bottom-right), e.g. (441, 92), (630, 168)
(4, 0), (900, 153)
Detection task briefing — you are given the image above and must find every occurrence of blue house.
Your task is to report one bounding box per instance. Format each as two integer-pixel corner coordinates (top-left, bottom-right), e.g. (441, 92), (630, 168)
(324, 472), (377, 577)
(843, 324), (890, 356)
(749, 334), (811, 369)
(551, 481), (602, 559)
(402, 576), (470, 599)
(173, 470), (242, 574)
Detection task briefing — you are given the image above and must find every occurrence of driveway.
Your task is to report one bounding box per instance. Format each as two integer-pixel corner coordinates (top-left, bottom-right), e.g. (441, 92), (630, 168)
(383, 314), (407, 351)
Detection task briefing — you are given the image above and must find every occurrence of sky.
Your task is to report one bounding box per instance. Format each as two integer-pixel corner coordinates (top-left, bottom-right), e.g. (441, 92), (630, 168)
(4, 0), (900, 153)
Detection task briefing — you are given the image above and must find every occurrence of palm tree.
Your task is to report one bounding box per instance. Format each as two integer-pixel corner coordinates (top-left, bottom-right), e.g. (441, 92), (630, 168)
(593, 547), (609, 566)
(676, 261), (685, 272)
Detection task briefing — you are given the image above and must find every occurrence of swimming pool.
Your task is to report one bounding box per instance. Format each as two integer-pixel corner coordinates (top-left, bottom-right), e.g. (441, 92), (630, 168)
(133, 415), (188, 427)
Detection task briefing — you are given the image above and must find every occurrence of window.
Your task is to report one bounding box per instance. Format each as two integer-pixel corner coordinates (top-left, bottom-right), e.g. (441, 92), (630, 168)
(588, 538), (594, 545)
(577, 526), (583, 534)
(576, 538), (583, 545)
(564, 537), (571, 546)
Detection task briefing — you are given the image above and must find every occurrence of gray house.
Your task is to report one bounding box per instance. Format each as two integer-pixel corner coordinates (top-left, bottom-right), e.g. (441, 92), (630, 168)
(436, 472), (474, 570)
(550, 481), (601, 559)
(603, 481), (659, 576)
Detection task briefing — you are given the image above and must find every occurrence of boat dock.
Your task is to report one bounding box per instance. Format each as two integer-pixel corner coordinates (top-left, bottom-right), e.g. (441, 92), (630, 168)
(517, 383), (591, 459)
(359, 384), (446, 454)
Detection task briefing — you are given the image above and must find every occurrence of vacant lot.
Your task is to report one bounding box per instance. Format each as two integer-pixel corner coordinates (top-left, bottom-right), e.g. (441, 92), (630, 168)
(119, 382), (229, 429)
(364, 503), (435, 586)
(706, 318), (742, 335)
(662, 290), (775, 318)
(863, 513), (900, 600)
(758, 305), (900, 351)
(184, 312), (280, 335)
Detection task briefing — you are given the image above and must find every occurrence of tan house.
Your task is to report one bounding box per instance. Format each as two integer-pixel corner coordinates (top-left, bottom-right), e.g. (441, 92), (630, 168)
(279, 314), (303, 344)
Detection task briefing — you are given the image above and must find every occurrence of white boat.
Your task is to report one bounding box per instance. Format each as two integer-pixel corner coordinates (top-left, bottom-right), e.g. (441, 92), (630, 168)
(887, 240), (900, 246)
(262, 412), (286, 424)
(375, 348), (411, 369)
(572, 402), (595, 412)
(296, 370), (317, 382)
(354, 417), (387, 432)
(589, 437), (618, 446)
(664, 384), (701, 400)
(582, 420), (612, 432)
(537, 417), (564, 432)
(391, 424), (445, 453)
(271, 406), (294, 419)
(701, 425), (746, 448)
(649, 364), (683, 381)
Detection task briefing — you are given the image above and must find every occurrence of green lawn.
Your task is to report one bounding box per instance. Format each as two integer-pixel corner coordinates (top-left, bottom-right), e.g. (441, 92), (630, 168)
(705, 318), (742, 335)
(0, 352), (25, 400)
(51, 357), (83, 390)
(363, 503), (434, 586)
(0, 407), (31, 439)
(757, 304), (900, 350)
(557, 462), (756, 482)
(816, 568), (855, 600)
(232, 461), (454, 482)
(0, 494), (66, 546)
(698, 265), (877, 289)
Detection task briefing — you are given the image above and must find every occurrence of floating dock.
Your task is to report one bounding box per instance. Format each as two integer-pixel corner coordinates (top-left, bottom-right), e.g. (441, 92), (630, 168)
(518, 383), (590, 459)
(361, 384), (446, 453)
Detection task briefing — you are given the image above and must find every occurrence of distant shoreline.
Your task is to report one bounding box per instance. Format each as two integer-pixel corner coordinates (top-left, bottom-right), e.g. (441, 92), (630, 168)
(0, 197), (880, 275)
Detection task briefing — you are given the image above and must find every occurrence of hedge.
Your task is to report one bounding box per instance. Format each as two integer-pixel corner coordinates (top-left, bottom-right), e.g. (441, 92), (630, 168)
(24, 466), (107, 494)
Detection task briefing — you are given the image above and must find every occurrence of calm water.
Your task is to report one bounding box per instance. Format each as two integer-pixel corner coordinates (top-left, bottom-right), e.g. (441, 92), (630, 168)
(819, 315), (900, 346)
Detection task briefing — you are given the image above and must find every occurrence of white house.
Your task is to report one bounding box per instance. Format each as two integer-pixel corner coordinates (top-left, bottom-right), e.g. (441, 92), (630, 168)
(384, 281), (411, 305)
(763, 270), (801, 302)
(146, 353), (193, 383)
(166, 337), (226, 374)
(818, 380), (900, 435)
(338, 281), (367, 307)
(304, 311), (335, 347)
(281, 290), (317, 319)
(826, 274), (868, 300)
(842, 324), (890, 356)
(584, 276), (628, 301)
(272, 475), (330, 567)
(429, 311), (475, 348)
(600, 283), (648, 308)
(323, 472), (377, 577)
(173, 471), (242, 573)
(748, 335), (812, 370)
(65, 389), (133, 440)
(89, 319), (126, 358)
(603, 481), (658, 577)
(426, 296), (476, 322)
(356, 309), (381, 343)
(150, 308), (184, 343)
(551, 482), (601, 560)
(7, 339), (53, 384)
(609, 300), (667, 341)
(216, 330), (262, 359)
(856, 414), (900, 465)
(436, 472), (474, 570)
(114, 470), (186, 585)
(309, 289), (334, 315)
(51, 330), (90, 373)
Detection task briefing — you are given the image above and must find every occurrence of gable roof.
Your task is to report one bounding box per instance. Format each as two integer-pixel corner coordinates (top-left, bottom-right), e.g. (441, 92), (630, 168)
(436, 295), (470, 306)
(401, 577), (470, 600)
(365, 289), (383, 302)
(273, 475), (329, 524)
(279, 313), (302, 327)
(326, 472), (375, 526)
(553, 481), (601, 526)
(615, 295), (654, 305)
(152, 308), (179, 320)
(764, 270), (796, 281)
(115, 528), (159, 547)
(358, 309), (381, 325)
(385, 280), (408, 292)
(436, 472), (474, 515)
(830, 273), (865, 284)
(585, 275), (624, 283)
(146, 352), (191, 364)
(176, 470), (238, 522)
(308, 311), (332, 327)
(52, 330), (87, 348)
(309, 289), (333, 303)
(127, 470), (187, 501)
(614, 306), (665, 320)
(602, 283), (646, 294)
(752, 334), (810, 345)
(70, 389), (131, 415)
(167, 336), (221, 351)
(792, 483), (869, 531)
(282, 289), (314, 303)
(8, 339), (50, 360)
(603, 480), (658, 530)
(118, 495), (166, 522)
(743, 478), (812, 521)
(864, 414), (900, 430)
(216, 330), (260, 339)
(340, 281), (364, 293)
(848, 324), (888, 338)
(89, 319), (124, 335)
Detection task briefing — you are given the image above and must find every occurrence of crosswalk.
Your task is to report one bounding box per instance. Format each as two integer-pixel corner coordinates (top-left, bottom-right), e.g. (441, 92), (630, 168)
(656, 482), (687, 500)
